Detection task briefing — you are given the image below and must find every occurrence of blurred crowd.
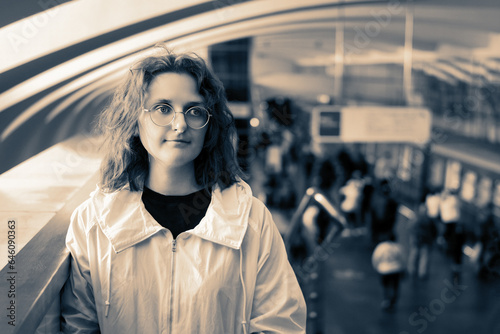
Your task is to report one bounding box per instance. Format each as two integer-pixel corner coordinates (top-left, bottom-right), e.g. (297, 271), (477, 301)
(252, 128), (500, 315)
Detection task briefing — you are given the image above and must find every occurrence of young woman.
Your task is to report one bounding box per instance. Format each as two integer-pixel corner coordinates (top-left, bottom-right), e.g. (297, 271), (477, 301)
(60, 48), (306, 334)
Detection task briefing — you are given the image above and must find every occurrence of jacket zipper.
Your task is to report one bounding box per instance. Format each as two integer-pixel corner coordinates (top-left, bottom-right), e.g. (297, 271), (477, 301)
(168, 239), (177, 333)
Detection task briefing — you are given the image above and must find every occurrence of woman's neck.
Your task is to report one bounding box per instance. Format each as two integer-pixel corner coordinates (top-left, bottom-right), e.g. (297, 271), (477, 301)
(146, 159), (201, 196)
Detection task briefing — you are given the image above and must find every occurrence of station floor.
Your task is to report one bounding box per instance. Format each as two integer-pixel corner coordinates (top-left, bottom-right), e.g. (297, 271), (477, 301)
(304, 222), (500, 334)
(247, 156), (500, 334)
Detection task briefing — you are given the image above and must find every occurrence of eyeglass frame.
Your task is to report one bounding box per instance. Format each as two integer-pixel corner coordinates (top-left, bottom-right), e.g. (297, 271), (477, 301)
(143, 104), (212, 130)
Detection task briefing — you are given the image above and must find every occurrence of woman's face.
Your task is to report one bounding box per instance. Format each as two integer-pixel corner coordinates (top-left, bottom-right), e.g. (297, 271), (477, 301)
(138, 72), (208, 170)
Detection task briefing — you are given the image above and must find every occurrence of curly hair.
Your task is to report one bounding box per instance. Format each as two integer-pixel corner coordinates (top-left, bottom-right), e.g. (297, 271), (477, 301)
(96, 47), (243, 192)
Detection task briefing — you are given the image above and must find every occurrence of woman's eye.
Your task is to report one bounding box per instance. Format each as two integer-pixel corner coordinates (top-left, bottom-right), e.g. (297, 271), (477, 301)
(188, 107), (202, 117)
(154, 104), (171, 114)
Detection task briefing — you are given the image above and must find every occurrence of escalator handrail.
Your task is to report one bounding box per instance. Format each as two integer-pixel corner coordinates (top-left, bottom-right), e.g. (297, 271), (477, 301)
(284, 187), (347, 257)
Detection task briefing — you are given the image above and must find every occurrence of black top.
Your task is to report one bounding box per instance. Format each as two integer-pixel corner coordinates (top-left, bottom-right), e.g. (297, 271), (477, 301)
(142, 186), (211, 239)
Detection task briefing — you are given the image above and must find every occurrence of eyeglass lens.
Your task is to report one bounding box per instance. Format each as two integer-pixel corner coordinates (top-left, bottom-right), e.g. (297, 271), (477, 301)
(149, 104), (209, 129)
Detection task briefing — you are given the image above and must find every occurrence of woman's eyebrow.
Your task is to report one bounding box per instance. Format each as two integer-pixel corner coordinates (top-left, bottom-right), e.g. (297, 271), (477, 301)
(151, 99), (204, 107)
(151, 99), (172, 105)
(185, 101), (204, 108)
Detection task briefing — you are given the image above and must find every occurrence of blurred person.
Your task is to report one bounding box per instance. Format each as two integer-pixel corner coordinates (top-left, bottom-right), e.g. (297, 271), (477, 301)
(374, 151), (394, 181)
(372, 235), (406, 311)
(337, 149), (356, 185)
(278, 176), (297, 209)
(369, 179), (399, 247)
(425, 187), (443, 246)
(407, 202), (438, 280)
(313, 157), (338, 244)
(303, 146), (316, 182)
(60, 48), (306, 334)
(478, 203), (500, 279)
(360, 174), (375, 231)
(440, 188), (465, 281)
(339, 170), (364, 233)
(255, 129), (271, 153)
(425, 187), (441, 223)
(316, 156), (336, 191)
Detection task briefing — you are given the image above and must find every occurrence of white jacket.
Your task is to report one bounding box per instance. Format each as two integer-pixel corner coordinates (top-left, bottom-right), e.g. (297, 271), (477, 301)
(60, 181), (306, 334)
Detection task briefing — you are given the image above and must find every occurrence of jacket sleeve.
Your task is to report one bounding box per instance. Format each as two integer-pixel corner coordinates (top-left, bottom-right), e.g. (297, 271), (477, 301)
(249, 206), (307, 334)
(60, 206), (101, 334)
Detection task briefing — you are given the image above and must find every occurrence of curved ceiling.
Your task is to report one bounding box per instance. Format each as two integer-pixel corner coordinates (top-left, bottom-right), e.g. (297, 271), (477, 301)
(0, 0), (499, 173)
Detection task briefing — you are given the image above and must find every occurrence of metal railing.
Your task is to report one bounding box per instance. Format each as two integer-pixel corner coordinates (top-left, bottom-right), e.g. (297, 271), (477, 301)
(0, 173), (99, 334)
(284, 187), (347, 258)
(283, 187), (347, 334)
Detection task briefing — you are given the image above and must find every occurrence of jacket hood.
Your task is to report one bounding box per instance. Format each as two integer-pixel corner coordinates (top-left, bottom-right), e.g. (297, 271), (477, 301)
(90, 180), (253, 253)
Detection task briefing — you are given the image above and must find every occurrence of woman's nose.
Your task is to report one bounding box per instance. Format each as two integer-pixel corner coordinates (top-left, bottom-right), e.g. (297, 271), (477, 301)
(171, 111), (188, 132)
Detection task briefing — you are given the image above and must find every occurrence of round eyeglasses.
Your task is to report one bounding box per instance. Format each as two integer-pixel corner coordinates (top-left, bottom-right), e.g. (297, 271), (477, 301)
(144, 103), (211, 129)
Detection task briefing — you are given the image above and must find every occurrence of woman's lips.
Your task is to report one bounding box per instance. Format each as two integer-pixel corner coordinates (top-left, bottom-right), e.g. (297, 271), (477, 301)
(164, 139), (190, 145)
(164, 139), (190, 143)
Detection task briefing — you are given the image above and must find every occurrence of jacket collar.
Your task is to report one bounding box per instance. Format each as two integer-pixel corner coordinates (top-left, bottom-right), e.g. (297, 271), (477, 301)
(92, 180), (252, 253)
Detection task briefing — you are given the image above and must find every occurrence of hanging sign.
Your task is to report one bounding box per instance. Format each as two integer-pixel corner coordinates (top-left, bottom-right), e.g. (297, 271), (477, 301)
(312, 105), (431, 144)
